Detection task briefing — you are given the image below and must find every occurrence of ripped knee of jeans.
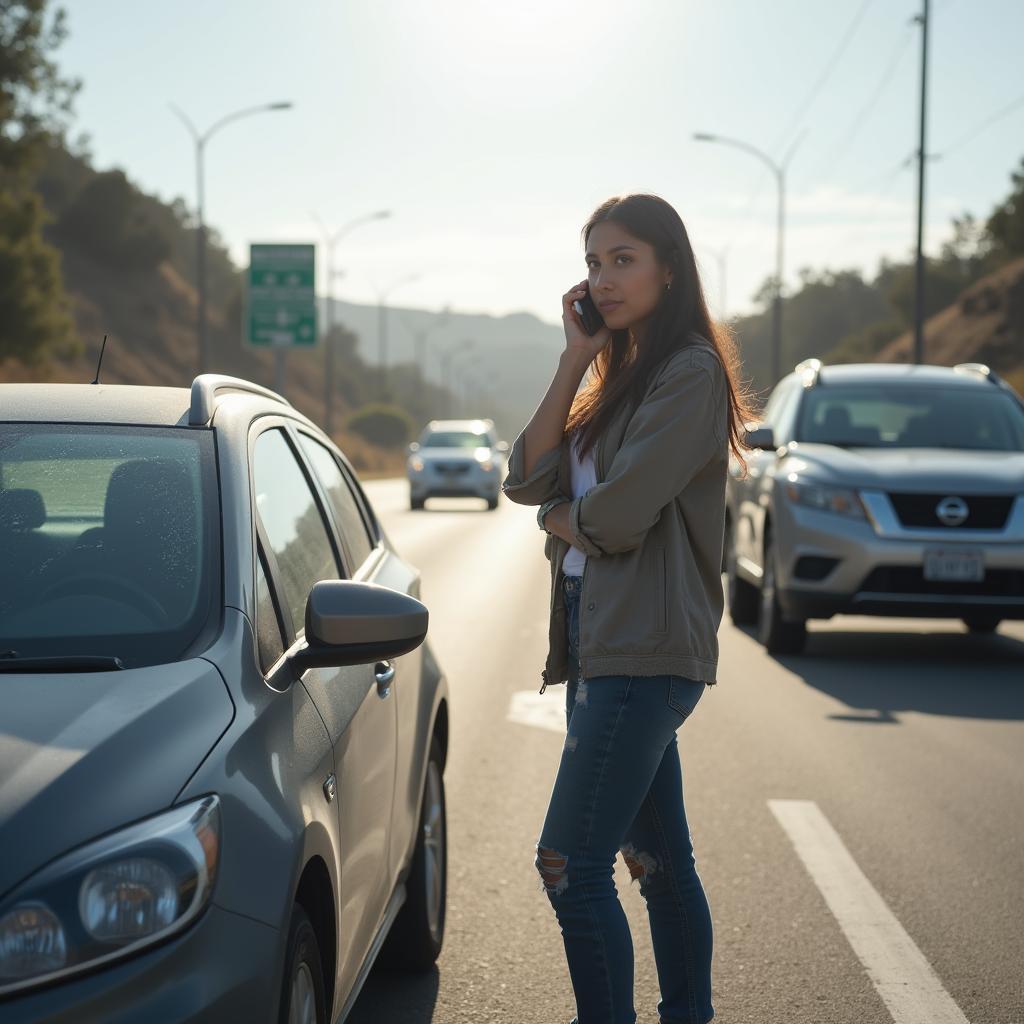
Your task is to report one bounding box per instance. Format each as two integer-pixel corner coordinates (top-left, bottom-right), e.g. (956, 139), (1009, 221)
(620, 842), (660, 888)
(536, 845), (569, 896)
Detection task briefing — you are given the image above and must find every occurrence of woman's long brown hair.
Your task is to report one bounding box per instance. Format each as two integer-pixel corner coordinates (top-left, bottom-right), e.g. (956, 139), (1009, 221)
(565, 193), (756, 470)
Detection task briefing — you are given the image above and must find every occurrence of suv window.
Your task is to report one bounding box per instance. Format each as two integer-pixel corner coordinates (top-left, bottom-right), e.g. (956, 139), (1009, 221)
(253, 429), (340, 634)
(795, 385), (1024, 450)
(0, 424), (219, 668)
(298, 435), (375, 571)
(420, 429), (493, 449)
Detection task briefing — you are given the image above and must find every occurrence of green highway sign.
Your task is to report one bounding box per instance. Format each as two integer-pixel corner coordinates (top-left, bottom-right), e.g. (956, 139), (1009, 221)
(246, 244), (317, 348)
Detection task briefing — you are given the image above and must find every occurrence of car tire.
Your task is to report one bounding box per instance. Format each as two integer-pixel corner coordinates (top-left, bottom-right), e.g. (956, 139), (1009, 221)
(486, 496), (499, 510)
(378, 735), (447, 971)
(410, 496), (425, 511)
(726, 520), (759, 626)
(758, 532), (807, 655)
(963, 614), (1001, 634)
(278, 903), (327, 1024)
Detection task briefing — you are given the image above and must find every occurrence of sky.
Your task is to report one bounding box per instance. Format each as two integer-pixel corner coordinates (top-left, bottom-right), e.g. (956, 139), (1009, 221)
(58, 0), (1024, 324)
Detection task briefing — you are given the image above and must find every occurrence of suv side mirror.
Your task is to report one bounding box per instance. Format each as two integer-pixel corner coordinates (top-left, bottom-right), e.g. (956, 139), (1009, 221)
(407, 441), (420, 454)
(743, 425), (776, 451)
(290, 580), (429, 672)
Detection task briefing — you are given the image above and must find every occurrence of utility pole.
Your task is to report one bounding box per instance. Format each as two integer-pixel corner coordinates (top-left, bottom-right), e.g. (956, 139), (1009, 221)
(913, 0), (930, 364)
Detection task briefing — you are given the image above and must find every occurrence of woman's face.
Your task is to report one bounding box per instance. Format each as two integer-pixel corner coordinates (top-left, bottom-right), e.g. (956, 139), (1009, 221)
(584, 221), (672, 338)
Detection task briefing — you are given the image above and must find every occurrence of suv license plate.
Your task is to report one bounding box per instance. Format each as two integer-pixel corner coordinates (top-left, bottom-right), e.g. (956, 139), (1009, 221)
(923, 548), (984, 582)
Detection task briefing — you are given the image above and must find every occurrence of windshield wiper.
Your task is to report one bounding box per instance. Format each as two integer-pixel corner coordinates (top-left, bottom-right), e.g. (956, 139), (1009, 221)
(0, 651), (125, 673)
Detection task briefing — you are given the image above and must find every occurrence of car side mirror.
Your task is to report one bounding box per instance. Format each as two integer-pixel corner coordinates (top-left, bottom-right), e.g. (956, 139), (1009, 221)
(290, 580), (429, 672)
(407, 442), (420, 454)
(743, 425), (776, 451)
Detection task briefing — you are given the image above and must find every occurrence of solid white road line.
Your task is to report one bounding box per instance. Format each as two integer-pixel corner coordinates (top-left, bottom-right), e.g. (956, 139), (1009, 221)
(768, 799), (969, 1024)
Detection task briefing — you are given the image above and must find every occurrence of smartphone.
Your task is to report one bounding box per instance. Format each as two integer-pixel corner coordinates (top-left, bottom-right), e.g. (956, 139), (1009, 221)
(572, 290), (606, 336)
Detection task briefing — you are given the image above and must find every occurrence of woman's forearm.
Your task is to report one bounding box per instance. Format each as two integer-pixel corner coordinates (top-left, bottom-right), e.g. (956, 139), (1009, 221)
(522, 351), (592, 478)
(542, 501), (577, 548)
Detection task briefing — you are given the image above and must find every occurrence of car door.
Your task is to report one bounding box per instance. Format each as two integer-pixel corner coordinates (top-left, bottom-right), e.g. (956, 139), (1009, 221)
(294, 430), (426, 896)
(250, 423), (397, 994)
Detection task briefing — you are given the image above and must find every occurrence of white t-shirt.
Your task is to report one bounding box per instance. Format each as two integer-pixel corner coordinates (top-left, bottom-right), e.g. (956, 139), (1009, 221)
(562, 432), (597, 577)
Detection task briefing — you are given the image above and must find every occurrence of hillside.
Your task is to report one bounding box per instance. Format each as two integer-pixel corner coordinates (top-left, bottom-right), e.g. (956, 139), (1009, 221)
(876, 256), (1024, 391)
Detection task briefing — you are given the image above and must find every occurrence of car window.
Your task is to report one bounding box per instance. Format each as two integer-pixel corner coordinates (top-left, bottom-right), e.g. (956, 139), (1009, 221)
(759, 379), (796, 426)
(255, 550), (285, 672)
(298, 435), (374, 571)
(420, 430), (491, 449)
(795, 385), (1024, 450)
(253, 429), (340, 635)
(0, 424), (219, 668)
(773, 383), (805, 446)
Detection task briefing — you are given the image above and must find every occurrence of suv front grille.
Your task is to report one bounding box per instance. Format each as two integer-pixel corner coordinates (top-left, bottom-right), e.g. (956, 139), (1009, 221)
(887, 492), (1014, 530)
(858, 565), (1024, 597)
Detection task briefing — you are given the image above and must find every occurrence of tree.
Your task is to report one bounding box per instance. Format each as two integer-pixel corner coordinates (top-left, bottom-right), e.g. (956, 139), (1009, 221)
(987, 156), (1024, 258)
(0, 1), (78, 361)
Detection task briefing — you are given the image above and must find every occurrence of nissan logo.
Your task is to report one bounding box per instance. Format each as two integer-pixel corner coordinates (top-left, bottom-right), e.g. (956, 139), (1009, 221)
(935, 496), (969, 527)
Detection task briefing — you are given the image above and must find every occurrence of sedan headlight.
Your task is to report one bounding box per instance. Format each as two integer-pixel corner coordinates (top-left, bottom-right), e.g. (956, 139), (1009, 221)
(0, 796), (220, 996)
(783, 476), (866, 518)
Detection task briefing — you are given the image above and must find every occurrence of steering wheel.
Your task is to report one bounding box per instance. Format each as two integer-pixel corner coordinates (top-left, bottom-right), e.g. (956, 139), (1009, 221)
(38, 573), (168, 623)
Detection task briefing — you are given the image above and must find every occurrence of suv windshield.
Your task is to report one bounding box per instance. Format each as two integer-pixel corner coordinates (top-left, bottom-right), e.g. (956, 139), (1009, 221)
(0, 425), (219, 668)
(795, 385), (1024, 451)
(421, 430), (491, 449)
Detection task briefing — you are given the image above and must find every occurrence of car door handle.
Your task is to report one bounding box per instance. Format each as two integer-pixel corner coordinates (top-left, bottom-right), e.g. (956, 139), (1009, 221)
(375, 660), (395, 698)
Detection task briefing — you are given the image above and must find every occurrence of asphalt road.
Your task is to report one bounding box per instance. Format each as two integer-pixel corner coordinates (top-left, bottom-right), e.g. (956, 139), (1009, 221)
(348, 480), (1024, 1024)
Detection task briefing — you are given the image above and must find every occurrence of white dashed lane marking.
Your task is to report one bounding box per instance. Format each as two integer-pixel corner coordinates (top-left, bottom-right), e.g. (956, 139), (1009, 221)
(769, 799), (969, 1024)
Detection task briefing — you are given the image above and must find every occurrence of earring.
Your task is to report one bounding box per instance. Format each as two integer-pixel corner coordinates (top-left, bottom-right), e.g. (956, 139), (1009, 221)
(665, 282), (672, 291)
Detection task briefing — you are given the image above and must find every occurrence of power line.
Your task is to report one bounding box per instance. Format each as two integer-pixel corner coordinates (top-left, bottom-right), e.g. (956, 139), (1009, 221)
(770, 0), (878, 158)
(934, 91), (1024, 159)
(810, 21), (916, 189)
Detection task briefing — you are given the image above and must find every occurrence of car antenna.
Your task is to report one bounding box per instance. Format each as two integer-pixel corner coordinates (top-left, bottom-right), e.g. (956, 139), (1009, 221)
(90, 334), (108, 385)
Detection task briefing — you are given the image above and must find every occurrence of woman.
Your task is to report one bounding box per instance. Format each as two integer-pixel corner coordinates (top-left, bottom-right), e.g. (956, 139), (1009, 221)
(501, 193), (754, 1024)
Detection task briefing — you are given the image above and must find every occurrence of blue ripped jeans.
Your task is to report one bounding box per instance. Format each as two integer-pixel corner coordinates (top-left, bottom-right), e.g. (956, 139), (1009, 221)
(536, 573), (715, 1024)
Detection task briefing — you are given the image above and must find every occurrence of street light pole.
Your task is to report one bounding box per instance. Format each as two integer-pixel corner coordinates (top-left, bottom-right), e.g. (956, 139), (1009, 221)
(693, 131), (798, 385)
(912, 0), (930, 365)
(171, 101), (293, 375)
(373, 273), (420, 400)
(312, 210), (391, 435)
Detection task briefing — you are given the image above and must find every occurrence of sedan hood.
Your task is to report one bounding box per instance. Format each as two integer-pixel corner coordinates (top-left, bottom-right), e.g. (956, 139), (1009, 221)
(419, 446), (491, 460)
(787, 444), (1024, 492)
(0, 658), (233, 900)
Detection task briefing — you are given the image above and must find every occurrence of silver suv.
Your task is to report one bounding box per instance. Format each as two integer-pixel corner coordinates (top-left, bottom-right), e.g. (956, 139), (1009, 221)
(725, 360), (1024, 654)
(406, 418), (508, 511)
(0, 375), (449, 1023)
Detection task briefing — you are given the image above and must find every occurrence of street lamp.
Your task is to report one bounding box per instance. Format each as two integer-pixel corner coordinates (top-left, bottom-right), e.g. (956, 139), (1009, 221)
(171, 100), (293, 374)
(693, 131), (797, 384)
(312, 210), (391, 435)
(371, 273), (420, 399)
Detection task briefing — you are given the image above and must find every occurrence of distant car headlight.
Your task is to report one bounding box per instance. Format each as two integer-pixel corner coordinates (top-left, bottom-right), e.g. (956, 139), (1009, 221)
(408, 457), (425, 472)
(0, 796), (220, 997)
(474, 450), (496, 471)
(783, 475), (866, 518)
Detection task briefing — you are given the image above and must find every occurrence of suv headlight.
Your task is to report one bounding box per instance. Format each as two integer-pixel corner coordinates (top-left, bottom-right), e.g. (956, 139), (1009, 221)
(0, 796), (220, 996)
(784, 475), (866, 518)
(408, 456), (425, 472)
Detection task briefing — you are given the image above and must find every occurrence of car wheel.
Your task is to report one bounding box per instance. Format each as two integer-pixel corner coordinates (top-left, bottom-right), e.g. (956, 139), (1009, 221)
(410, 496), (425, 510)
(726, 520), (759, 625)
(758, 532), (807, 655)
(378, 734), (447, 971)
(486, 496), (499, 510)
(278, 904), (326, 1024)
(963, 614), (1001, 634)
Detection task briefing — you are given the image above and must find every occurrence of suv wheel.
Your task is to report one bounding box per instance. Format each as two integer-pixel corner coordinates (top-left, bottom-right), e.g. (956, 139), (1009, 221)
(279, 904), (326, 1024)
(726, 520), (759, 625)
(963, 614), (1001, 634)
(410, 495), (425, 511)
(378, 735), (447, 970)
(758, 532), (807, 655)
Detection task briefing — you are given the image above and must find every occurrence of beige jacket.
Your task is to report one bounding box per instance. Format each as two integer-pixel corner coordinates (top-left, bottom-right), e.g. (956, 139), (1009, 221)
(501, 337), (729, 691)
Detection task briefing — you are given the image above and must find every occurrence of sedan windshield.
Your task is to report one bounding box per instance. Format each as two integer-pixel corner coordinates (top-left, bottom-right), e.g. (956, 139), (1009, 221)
(421, 430), (491, 449)
(0, 425), (219, 668)
(795, 385), (1024, 451)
